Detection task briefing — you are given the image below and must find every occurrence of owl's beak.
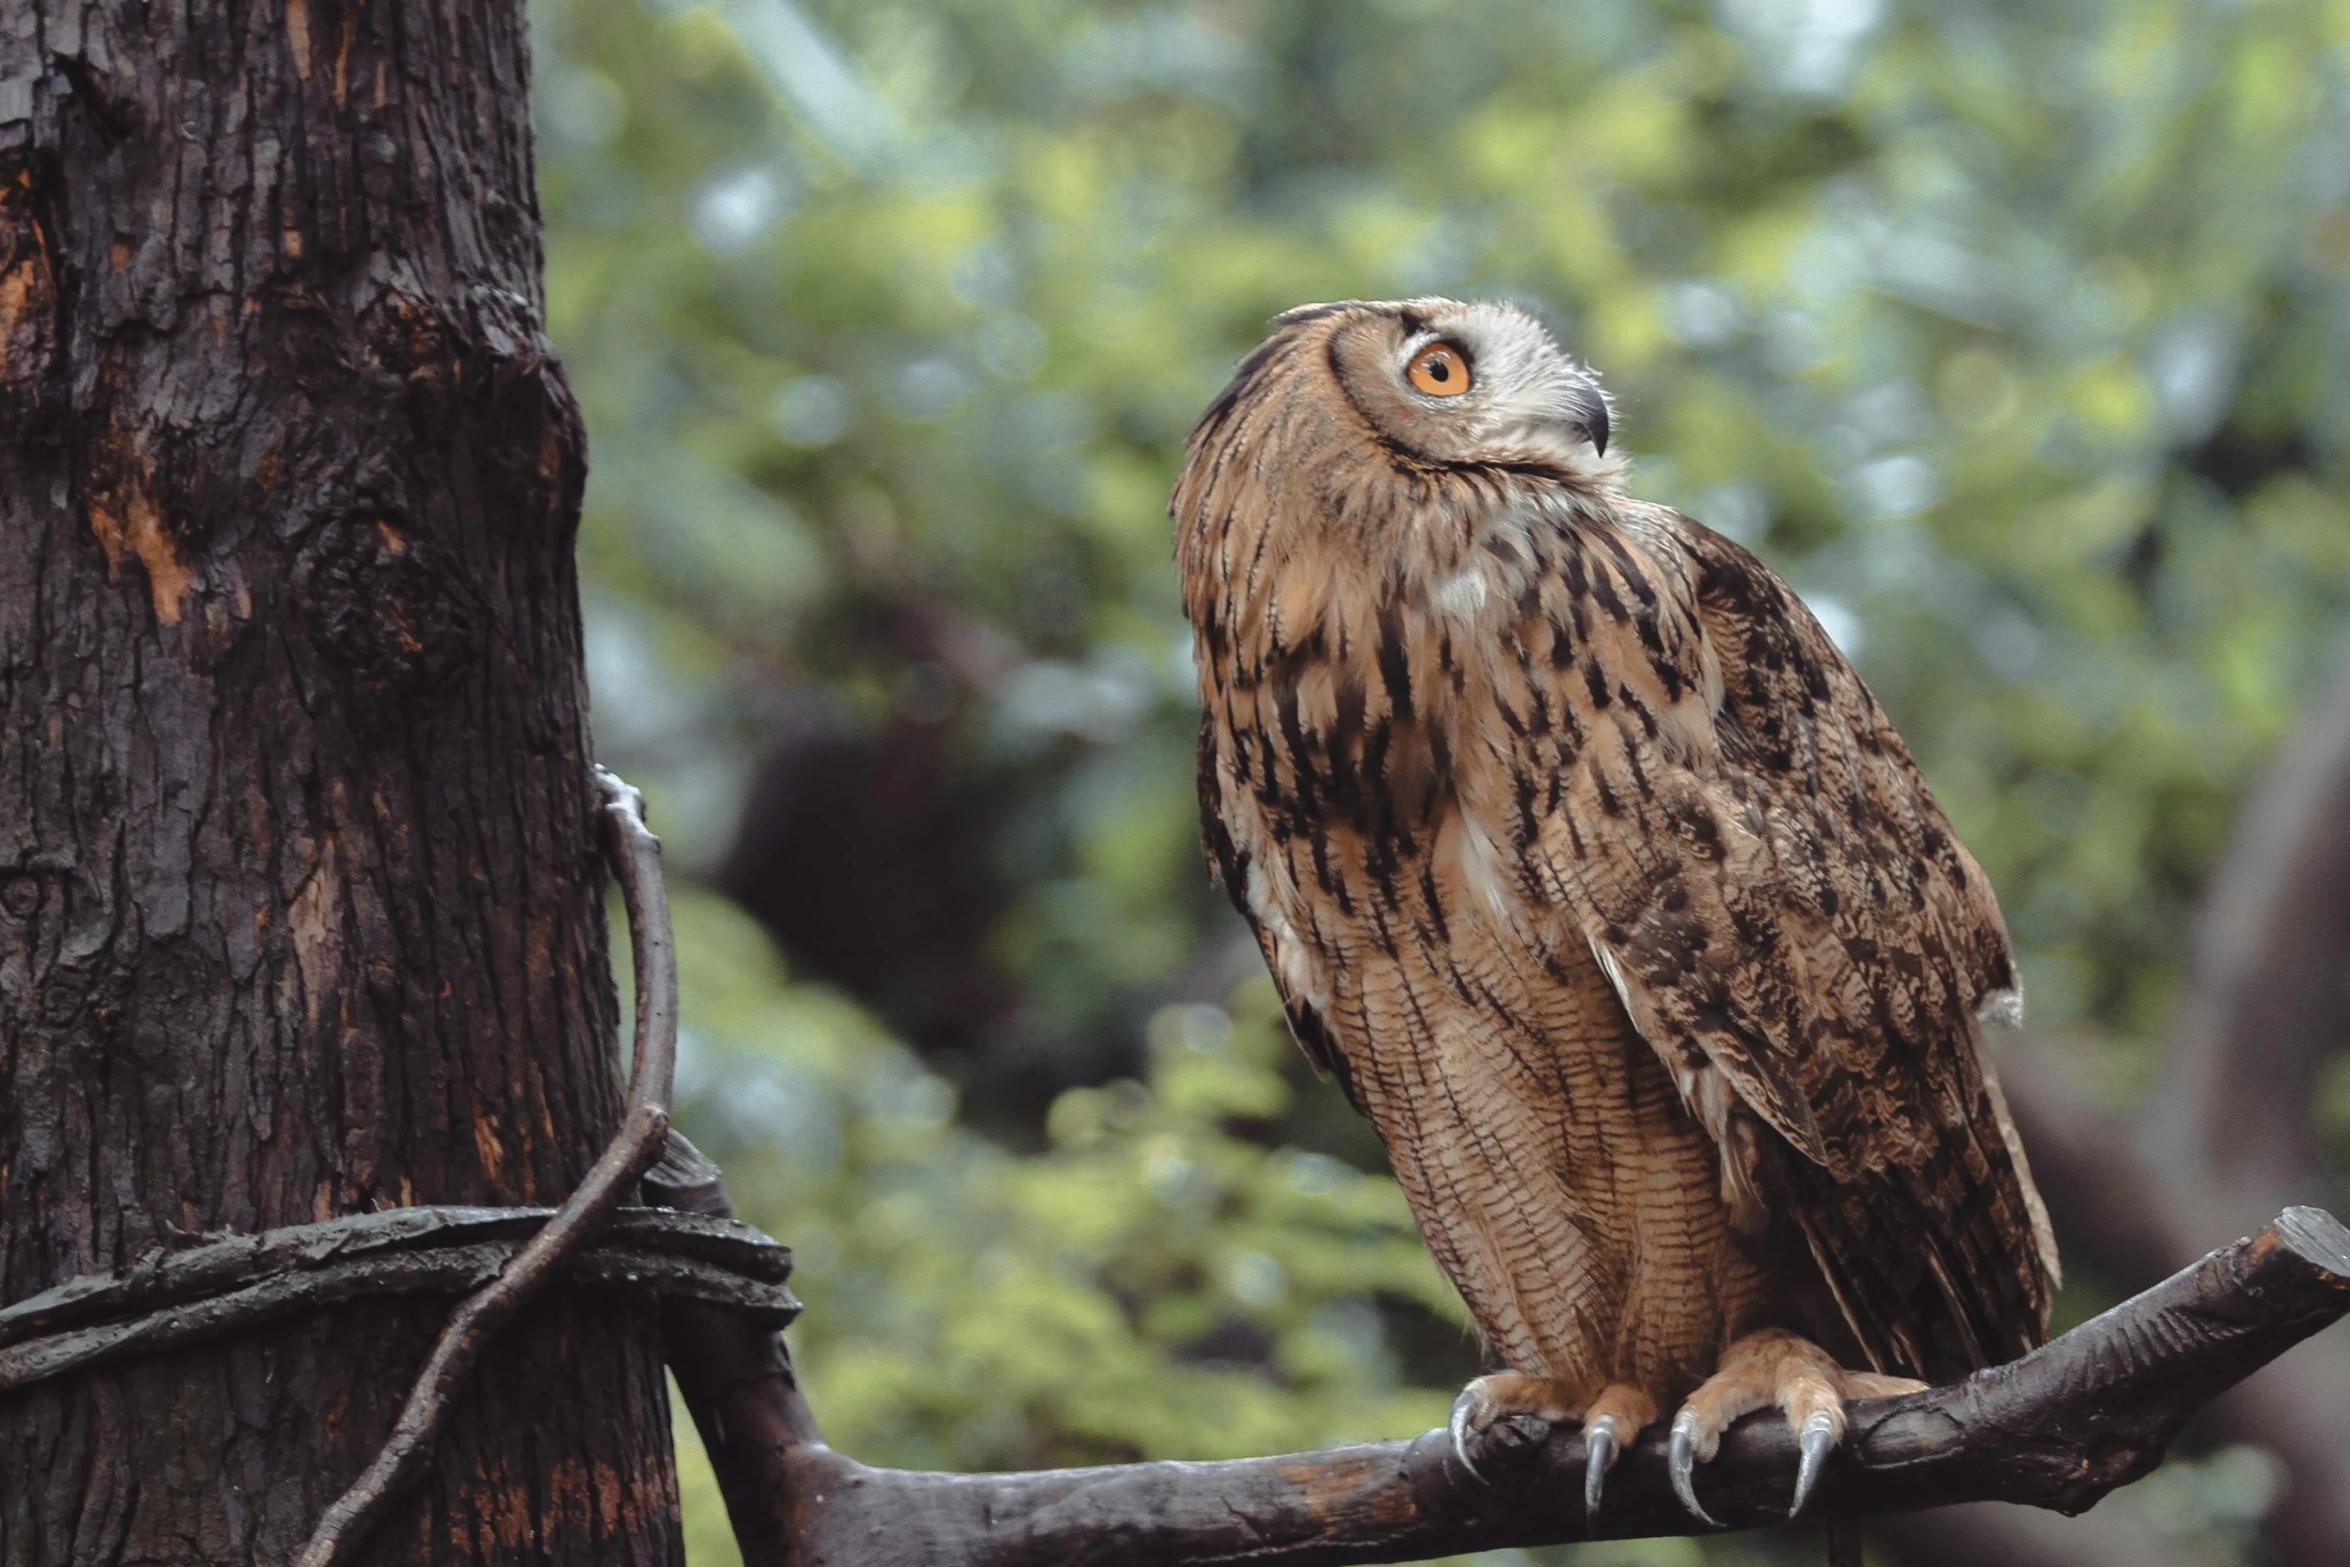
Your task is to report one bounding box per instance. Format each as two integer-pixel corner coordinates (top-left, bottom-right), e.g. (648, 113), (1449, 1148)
(1566, 372), (1610, 456)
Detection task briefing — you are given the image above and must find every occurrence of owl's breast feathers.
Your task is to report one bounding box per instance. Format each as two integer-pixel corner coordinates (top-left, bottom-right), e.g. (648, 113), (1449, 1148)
(1177, 342), (2059, 1381)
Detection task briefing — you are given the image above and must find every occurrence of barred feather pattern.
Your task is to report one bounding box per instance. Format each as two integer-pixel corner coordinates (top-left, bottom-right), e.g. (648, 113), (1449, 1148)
(1176, 300), (2058, 1404)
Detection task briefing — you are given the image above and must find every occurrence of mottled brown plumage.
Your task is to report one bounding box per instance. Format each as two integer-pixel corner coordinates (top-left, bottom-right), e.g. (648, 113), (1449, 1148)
(1174, 299), (2059, 1520)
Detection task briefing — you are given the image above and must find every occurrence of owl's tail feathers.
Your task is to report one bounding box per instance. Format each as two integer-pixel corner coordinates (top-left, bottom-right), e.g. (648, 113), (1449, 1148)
(1768, 1071), (2055, 1387)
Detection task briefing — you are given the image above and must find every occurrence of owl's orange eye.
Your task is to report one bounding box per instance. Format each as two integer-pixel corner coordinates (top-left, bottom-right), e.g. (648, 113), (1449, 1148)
(1406, 342), (1472, 397)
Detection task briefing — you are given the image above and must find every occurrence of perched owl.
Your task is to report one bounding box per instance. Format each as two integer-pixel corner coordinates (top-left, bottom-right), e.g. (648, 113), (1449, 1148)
(1174, 300), (2059, 1526)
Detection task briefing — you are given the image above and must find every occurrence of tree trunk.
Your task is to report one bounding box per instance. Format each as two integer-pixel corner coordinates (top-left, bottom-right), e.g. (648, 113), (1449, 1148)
(0, 4), (679, 1563)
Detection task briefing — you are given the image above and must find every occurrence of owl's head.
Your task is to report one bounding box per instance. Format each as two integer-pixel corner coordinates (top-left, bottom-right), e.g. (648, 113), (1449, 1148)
(1237, 298), (1614, 477)
(1175, 299), (1624, 617)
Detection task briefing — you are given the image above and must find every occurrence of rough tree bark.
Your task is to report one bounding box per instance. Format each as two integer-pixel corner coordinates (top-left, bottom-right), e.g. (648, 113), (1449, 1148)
(0, 5), (679, 1564)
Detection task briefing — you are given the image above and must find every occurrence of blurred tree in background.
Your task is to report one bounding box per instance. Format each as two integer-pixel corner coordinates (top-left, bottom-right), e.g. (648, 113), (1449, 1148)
(531, 0), (2350, 1560)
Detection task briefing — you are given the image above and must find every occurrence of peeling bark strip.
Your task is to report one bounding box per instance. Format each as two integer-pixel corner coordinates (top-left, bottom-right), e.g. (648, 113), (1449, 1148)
(0, 5), (680, 1565)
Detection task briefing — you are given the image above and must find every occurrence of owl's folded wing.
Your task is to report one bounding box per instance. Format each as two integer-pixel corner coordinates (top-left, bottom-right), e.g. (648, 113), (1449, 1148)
(1531, 514), (2057, 1378)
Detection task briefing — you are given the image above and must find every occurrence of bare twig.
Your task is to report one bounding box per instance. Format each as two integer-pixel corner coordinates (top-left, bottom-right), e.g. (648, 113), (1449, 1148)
(297, 767), (681, 1567)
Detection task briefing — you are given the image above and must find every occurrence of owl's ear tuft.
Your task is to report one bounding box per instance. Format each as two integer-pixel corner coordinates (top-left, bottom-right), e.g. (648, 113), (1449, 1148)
(1272, 301), (1361, 329)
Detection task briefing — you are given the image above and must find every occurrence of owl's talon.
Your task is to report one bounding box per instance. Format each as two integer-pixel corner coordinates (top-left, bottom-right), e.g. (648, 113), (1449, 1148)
(1667, 1409), (1723, 1527)
(1582, 1415), (1622, 1531)
(1791, 1409), (1836, 1518)
(1581, 1424), (1615, 1528)
(1446, 1372), (1573, 1483)
(1447, 1388), (1489, 1483)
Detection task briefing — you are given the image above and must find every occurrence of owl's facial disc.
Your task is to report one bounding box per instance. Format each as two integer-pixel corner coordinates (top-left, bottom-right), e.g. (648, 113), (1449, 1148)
(1331, 300), (1613, 472)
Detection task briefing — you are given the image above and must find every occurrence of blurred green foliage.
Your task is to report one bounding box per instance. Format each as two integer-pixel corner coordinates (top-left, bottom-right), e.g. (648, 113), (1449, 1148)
(533, 0), (2350, 1560)
(652, 893), (1465, 1521)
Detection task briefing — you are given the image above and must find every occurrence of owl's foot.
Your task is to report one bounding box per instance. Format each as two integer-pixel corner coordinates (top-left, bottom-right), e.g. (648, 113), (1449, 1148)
(1665, 1329), (1924, 1526)
(1447, 1371), (1570, 1481)
(1576, 1382), (1657, 1531)
(1446, 1375), (1656, 1529)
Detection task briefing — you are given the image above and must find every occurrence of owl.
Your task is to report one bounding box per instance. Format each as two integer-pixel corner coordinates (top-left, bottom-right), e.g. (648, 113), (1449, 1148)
(1174, 300), (2059, 1527)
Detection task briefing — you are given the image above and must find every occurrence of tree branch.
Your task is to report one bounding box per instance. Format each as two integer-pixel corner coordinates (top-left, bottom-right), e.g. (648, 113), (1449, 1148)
(650, 1133), (824, 1567)
(650, 1123), (2350, 1566)
(1983, 646), (2350, 1562)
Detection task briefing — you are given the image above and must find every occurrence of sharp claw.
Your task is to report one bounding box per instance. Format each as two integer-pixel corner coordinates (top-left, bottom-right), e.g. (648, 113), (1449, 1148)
(1791, 1409), (1836, 1518)
(1668, 1410), (1723, 1527)
(1448, 1389), (1488, 1484)
(1582, 1417), (1619, 1532)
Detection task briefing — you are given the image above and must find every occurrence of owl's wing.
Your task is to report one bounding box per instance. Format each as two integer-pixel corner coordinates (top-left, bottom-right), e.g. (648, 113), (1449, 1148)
(1534, 513), (2056, 1378)
(1195, 715), (1360, 1103)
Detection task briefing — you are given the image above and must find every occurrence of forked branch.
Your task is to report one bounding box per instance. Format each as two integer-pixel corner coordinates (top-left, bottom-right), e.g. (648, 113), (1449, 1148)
(652, 1138), (2350, 1567)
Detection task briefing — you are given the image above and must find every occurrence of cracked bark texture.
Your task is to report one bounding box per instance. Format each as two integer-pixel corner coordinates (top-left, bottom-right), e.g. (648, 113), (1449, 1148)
(0, 3), (681, 1564)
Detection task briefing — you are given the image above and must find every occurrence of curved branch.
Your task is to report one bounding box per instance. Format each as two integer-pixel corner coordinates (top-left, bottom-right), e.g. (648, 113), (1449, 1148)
(2142, 654), (2350, 1566)
(775, 1209), (2350, 1565)
(1988, 648), (2350, 1561)
(653, 1115), (2350, 1566)
(298, 768), (681, 1567)
(649, 1132), (823, 1567)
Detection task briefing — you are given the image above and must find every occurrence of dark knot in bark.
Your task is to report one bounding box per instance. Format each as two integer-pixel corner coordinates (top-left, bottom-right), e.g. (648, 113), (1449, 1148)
(296, 510), (481, 695)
